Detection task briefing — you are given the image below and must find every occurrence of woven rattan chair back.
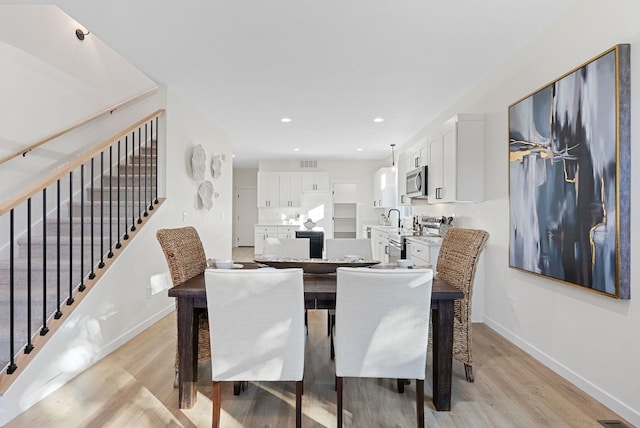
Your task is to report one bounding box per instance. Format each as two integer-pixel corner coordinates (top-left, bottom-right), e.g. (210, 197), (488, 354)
(435, 227), (489, 382)
(156, 226), (211, 387)
(156, 226), (207, 286)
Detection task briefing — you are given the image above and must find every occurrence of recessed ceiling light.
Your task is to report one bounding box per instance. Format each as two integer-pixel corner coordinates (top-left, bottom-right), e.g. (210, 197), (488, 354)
(356, 148), (364, 152)
(373, 117), (384, 123)
(293, 148), (300, 152)
(281, 117), (292, 123)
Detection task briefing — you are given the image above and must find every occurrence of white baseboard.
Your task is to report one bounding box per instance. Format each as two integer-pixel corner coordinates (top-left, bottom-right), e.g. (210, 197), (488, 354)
(482, 316), (640, 426)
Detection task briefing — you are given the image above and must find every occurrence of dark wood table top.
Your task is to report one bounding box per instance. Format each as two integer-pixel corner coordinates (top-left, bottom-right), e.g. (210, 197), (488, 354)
(169, 264), (463, 302)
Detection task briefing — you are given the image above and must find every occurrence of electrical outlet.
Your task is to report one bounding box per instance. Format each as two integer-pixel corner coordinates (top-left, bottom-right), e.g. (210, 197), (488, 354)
(146, 286), (152, 299)
(183, 212), (188, 222)
(510, 296), (517, 311)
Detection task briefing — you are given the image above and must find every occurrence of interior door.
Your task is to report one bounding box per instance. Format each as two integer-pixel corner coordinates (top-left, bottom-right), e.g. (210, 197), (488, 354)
(236, 187), (258, 246)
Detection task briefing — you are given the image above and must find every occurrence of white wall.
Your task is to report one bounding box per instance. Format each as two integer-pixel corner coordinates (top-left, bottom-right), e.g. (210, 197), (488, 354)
(0, 87), (233, 427)
(0, 5), (156, 153)
(403, 1), (640, 424)
(162, 88), (234, 260)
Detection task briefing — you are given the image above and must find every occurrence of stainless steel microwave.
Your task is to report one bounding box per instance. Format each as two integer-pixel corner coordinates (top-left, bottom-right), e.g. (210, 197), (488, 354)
(406, 166), (428, 198)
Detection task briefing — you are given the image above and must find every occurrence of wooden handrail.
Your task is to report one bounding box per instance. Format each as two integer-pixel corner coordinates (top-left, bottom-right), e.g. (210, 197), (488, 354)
(0, 88), (157, 167)
(0, 108), (165, 216)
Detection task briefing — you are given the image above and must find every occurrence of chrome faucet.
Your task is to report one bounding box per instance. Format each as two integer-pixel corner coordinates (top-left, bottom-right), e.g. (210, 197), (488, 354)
(387, 209), (401, 229)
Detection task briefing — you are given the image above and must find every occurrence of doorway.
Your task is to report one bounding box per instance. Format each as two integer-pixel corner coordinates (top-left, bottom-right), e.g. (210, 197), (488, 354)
(235, 187), (257, 246)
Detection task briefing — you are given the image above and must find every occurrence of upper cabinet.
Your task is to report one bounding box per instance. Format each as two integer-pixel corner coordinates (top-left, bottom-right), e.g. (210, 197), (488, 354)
(279, 173), (302, 207)
(427, 114), (484, 203)
(301, 172), (330, 192)
(373, 167), (397, 208)
(257, 172), (280, 207)
(408, 141), (429, 170)
(397, 151), (411, 206)
(257, 171), (330, 208)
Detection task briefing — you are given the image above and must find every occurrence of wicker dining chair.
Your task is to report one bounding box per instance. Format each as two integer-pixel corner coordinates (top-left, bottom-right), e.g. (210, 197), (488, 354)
(156, 226), (211, 388)
(434, 227), (489, 383)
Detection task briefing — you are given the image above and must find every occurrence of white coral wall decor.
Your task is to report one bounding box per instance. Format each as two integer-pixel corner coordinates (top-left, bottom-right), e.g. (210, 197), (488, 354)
(211, 154), (225, 180)
(191, 144), (206, 181)
(198, 180), (214, 210)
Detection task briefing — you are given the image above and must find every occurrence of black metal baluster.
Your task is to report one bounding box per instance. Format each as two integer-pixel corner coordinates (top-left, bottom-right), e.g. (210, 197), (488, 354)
(98, 151), (105, 269)
(54, 180), (62, 319)
(40, 189), (49, 336)
(137, 126), (142, 224)
(149, 118), (155, 211)
(67, 172), (74, 305)
(25, 198), (34, 354)
(130, 131), (136, 233)
(7, 209), (17, 374)
(89, 158), (96, 280)
(108, 146), (114, 258)
(124, 135), (130, 239)
(116, 140), (122, 249)
(153, 116), (159, 205)
(143, 122), (149, 217)
(79, 164), (86, 291)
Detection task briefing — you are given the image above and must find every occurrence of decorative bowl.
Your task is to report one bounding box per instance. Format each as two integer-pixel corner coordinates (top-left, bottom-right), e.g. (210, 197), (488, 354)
(304, 219), (316, 230)
(397, 259), (414, 268)
(215, 259), (234, 269)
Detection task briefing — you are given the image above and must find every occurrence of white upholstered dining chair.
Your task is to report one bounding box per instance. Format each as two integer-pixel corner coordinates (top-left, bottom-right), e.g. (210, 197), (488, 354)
(324, 238), (374, 345)
(325, 238), (373, 260)
(204, 268), (306, 428)
(334, 267), (434, 428)
(263, 237), (310, 259)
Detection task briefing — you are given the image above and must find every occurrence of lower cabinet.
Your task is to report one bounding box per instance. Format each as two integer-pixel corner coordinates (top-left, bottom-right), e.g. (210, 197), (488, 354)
(254, 226), (279, 255)
(277, 226), (298, 239)
(254, 225), (308, 255)
(371, 229), (389, 263)
(406, 238), (440, 268)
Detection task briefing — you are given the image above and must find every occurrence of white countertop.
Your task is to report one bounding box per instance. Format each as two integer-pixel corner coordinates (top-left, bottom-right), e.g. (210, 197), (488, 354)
(255, 224), (324, 232)
(405, 235), (443, 245)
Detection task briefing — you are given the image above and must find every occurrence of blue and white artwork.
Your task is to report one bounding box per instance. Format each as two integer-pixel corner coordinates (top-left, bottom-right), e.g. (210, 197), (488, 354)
(509, 45), (630, 299)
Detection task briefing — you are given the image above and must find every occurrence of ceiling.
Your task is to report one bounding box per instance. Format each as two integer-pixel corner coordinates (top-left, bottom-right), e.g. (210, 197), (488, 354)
(4, 0), (581, 168)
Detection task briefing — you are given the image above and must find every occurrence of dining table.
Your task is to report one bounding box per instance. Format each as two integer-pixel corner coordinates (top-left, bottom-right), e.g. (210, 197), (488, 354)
(168, 262), (464, 411)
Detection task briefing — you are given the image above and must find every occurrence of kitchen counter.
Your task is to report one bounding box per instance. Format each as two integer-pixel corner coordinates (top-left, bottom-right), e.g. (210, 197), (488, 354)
(255, 224), (324, 231)
(405, 235), (443, 245)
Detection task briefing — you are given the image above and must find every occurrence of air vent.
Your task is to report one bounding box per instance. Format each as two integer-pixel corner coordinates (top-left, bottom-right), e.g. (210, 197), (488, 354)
(598, 420), (630, 428)
(299, 160), (318, 169)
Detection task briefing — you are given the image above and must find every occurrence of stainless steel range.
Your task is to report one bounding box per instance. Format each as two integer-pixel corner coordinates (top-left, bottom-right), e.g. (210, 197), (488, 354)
(419, 216), (454, 236)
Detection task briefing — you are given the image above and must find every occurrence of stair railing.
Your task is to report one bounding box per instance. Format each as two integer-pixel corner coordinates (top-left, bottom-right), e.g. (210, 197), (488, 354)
(0, 109), (165, 380)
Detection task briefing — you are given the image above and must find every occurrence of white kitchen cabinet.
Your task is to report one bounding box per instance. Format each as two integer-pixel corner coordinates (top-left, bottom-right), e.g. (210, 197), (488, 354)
(258, 171), (330, 207)
(372, 167), (397, 208)
(406, 238), (440, 267)
(279, 173), (302, 207)
(371, 228), (389, 263)
(301, 172), (329, 192)
(254, 226), (279, 255)
(428, 114), (484, 203)
(277, 225), (299, 239)
(397, 151), (411, 206)
(257, 172), (280, 207)
(254, 225), (301, 255)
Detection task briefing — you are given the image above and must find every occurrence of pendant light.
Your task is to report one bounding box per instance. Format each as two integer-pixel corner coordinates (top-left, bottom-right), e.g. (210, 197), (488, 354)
(390, 144), (396, 171)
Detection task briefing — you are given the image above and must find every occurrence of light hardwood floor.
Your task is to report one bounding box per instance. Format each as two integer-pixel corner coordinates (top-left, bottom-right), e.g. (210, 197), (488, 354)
(4, 247), (629, 428)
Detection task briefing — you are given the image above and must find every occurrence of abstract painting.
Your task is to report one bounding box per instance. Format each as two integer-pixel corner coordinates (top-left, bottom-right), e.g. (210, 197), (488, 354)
(508, 44), (630, 299)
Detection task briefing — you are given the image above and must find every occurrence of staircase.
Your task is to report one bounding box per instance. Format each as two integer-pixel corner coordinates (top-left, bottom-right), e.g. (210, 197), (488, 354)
(0, 117), (161, 376)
